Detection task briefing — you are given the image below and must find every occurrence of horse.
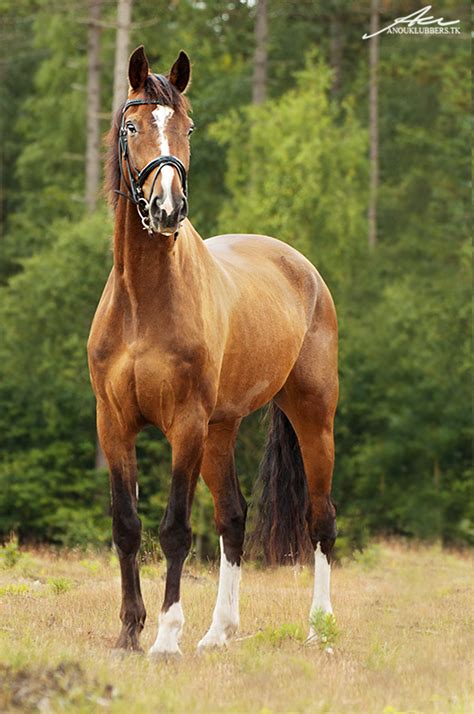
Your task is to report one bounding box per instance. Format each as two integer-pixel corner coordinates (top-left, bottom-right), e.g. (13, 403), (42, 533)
(87, 46), (338, 656)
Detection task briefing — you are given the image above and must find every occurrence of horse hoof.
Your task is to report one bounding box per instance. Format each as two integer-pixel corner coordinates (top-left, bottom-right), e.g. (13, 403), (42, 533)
(148, 646), (182, 661)
(111, 647), (144, 659)
(197, 641), (227, 653)
(197, 634), (229, 653)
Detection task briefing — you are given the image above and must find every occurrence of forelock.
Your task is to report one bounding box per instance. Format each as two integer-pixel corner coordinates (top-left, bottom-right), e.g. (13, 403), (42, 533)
(144, 74), (189, 115)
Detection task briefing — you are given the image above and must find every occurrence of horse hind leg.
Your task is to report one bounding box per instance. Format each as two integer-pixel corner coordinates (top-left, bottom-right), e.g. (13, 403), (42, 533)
(275, 297), (338, 638)
(197, 419), (247, 651)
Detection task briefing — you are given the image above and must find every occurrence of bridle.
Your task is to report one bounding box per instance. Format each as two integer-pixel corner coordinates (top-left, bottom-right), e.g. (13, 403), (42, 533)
(116, 98), (188, 236)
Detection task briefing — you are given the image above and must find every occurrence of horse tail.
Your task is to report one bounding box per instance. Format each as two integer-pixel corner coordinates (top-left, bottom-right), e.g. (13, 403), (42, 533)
(250, 402), (311, 565)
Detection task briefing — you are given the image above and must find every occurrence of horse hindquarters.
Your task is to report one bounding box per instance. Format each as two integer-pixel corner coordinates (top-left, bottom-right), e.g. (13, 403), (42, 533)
(253, 282), (338, 635)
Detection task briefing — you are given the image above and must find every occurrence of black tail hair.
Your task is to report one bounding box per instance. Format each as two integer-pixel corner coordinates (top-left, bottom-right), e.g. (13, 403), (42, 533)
(249, 402), (312, 565)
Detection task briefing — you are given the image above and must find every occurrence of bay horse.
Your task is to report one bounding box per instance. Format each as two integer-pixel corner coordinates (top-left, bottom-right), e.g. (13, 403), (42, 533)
(87, 46), (338, 656)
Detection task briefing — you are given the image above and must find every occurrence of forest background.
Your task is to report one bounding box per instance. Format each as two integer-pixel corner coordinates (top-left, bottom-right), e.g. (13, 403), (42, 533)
(0, 0), (471, 558)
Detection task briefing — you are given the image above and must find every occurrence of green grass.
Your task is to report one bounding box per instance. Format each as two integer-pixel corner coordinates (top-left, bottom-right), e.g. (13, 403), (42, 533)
(308, 609), (339, 651)
(47, 576), (74, 595)
(0, 541), (472, 713)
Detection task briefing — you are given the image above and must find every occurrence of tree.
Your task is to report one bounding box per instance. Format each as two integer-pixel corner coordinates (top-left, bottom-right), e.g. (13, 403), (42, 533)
(368, 0), (379, 249)
(85, 0), (102, 213)
(112, 0), (133, 114)
(252, 0), (268, 104)
(212, 55), (368, 293)
(329, 11), (343, 99)
(84, 0), (107, 469)
(0, 211), (113, 544)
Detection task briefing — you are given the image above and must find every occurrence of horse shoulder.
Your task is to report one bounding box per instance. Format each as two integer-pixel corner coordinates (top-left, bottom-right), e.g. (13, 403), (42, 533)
(88, 270), (112, 352)
(87, 269), (127, 389)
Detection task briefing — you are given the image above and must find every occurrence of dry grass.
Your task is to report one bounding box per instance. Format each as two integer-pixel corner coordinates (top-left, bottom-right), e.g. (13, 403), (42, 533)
(0, 541), (472, 713)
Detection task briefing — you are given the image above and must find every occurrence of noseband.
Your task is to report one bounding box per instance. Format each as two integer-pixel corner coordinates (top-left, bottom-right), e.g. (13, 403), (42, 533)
(116, 98), (188, 236)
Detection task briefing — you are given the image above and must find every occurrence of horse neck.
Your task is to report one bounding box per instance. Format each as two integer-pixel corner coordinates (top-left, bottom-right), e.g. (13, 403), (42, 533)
(113, 199), (209, 309)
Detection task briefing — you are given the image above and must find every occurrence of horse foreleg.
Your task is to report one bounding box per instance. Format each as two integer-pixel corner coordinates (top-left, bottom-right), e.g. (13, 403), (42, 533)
(197, 420), (247, 651)
(149, 419), (207, 657)
(97, 407), (145, 652)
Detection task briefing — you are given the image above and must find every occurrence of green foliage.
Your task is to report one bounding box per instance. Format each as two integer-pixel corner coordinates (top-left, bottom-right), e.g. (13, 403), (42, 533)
(0, 584), (31, 597)
(366, 641), (395, 672)
(353, 543), (382, 571)
(79, 559), (100, 575)
(47, 576), (73, 594)
(212, 54), (368, 291)
(308, 609), (339, 651)
(0, 211), (113, 545)
(253, 623), (305, 647)
(0, 536), (39, 577)
(0, 535), (22, 569)
(333, 513), (370, 562)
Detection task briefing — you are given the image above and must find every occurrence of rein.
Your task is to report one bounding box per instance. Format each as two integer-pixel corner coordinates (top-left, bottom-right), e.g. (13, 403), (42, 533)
(116, 98), (188, 236)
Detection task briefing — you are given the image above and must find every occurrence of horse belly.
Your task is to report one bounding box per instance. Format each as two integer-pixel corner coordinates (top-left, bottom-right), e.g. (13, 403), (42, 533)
(212, 321), (305, 420)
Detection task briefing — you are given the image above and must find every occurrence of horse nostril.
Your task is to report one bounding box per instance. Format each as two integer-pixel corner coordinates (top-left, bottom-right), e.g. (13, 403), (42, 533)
(178, 196), (188, 221)
(150, 196), (160, 217)
(151, 195), (187, 228)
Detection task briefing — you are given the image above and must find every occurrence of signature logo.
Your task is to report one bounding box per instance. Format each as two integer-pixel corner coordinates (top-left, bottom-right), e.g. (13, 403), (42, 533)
(362, 5), (461, 39)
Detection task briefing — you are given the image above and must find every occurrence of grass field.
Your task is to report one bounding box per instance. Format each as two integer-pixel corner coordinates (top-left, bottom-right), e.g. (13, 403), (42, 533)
(0, 540), (472, 713)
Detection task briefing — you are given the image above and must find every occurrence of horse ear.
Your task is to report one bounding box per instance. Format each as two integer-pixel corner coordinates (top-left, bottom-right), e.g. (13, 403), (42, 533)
(168, 51), (191, 93)
(128, 46), (149, 90)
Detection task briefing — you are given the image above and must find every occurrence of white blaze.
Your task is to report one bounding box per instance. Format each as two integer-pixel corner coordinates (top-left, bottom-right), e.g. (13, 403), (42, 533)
(197, 536), (241, 650)
(149, 601), (184, 656)
(152, 106), (175, 215)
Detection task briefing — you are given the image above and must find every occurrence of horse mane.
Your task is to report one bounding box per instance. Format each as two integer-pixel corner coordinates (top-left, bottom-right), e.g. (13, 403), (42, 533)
(104, 74), (190, 210)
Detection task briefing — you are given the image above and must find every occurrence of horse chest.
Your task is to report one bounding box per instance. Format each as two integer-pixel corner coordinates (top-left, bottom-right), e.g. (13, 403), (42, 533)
(94, 339), (211, 434)
(133, 351), (194, 431)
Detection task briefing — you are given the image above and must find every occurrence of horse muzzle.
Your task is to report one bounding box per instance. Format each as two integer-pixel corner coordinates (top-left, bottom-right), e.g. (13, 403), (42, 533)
(149, 195), (188, 235)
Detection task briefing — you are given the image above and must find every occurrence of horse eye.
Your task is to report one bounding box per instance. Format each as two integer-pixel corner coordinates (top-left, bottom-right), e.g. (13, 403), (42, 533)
(126, 122), (137, 134)
(188, 125), (195, 136)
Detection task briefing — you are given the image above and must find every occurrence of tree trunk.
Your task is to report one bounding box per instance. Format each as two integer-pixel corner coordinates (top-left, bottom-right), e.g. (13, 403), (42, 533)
(94, 0), (133, 471)
(330, 14), (343, 99)
(368, 0), (379, 250)
(112, 0), (133, 115)
(252, 0), (268, 104)
(85, 0), (102, 213)
(85, 0), (107, 471)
